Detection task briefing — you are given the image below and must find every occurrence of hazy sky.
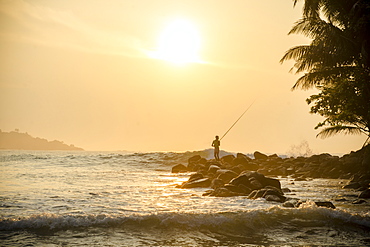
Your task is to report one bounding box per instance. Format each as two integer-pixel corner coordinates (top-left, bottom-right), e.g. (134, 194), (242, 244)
(0, 0), (367, 154)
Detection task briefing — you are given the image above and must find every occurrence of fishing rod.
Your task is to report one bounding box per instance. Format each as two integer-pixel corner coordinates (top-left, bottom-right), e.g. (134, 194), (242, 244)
(220, 100), (256, 141)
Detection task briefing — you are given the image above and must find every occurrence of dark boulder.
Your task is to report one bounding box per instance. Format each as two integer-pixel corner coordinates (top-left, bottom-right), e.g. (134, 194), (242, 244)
(208, 187), (244, 197)
(208, 164), (221, 174)
(244, 162), (259, 171)
(307, 153), (333, 164)
(353, 199), (367, 204)
(251, 189), (267, 199)
(247, 190), (257, 199)
(217, 169), (239, 183)
(198, 158), (208, 165)
(249, 178), (264, 190)
(181, 178), (211, 189)
(231, 166), (242, 175)
(237, 153), (252, 160)
(188, 172), (204, 182)
(359, 189), (370, 199)
(224, 184), (250, 194)
(230, 174), (251, 188)
(282, 199), (300, 208)
(220, 154), (235, 164)
(315, 201), (336, 209)
(265, 194), (286, 203)
(262, 177), (282, 190)
(172, 164), (188, 173)
(254, 151), (268, 160)
(342, 182), (362, 190)
(211, 178), (224, 189)
(188, 155), (202, 164)
(230, 171), (282, 191)
(269, 154), (279, 159)
(232, 156), (249, 166)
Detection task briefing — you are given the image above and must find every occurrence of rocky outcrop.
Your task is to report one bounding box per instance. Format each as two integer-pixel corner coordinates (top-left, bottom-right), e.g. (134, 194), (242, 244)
(172, 145), (370, 206)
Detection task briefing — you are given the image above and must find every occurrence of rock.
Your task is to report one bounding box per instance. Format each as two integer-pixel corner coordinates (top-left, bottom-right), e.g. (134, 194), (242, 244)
(217, 169), (239, 183)
(188, 172), (204, 182)
(252, 189), (267, 199)
(232, 156), (249, 166)
(314, 201), (336, 209)
(188, 155), (202, 164)
(208, 164), (221, 174)
(283, 199), (300, 208)
(262, 177), (282, 190)
(237, 153), (252, 160)
(198, 158), (208, 165)
(181, 178), (211, 189)
(238, 184), (252, 195)
(265, 194), (285, 203)
(269, 154), (279, 159)
(307, 153), (333, 163)
(208, 187), (243, 197)
(286, 167), (295, 175)
(224, 184), (250, 194)
(230, 174), (251, 188)
(211, 178), (224, 189)
(202, 190), (213, 196)
(262, 188), (286, 202)
(342, 182), (361, 189)
(171, 164), (188, 173)
(247, 190), (257, 199)
(282, 201), (296, 208)
(282, 188), (291, 193)
(352, 199), (367, 204)
(363, 146), (370, 166)
(229, 171), (281, 192)
(220, 154), (235, 164)
(249, 178), (264, 190)
(189, 164), (206, 172)
(254, 151), (268, 160)
(359, 189), (370, 199)
(357, 174), (370, 187)
(244, 162), (260, 171)
(231, 166), (242, 175)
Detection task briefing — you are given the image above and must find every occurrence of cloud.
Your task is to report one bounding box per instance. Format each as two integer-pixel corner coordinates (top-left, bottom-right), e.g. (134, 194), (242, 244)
(0, 0), (146, 57)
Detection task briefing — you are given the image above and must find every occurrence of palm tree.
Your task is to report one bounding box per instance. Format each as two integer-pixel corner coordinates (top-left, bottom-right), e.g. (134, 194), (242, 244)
(281, 0), (370, 141)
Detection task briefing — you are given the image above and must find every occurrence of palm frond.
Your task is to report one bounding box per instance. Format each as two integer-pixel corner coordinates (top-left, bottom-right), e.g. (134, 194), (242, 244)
(291, 66), (358, 90)
(316, 125), (363, 138)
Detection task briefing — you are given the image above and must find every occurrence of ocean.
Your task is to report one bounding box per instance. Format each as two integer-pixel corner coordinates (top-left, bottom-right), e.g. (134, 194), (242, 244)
(1, 150), (369, 246)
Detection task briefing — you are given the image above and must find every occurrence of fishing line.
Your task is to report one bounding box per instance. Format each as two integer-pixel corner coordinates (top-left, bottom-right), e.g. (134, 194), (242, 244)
(220, 100), (256, 141)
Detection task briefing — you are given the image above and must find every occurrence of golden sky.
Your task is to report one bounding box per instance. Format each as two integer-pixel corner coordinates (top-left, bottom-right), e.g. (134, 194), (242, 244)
(0, 0), (366, 153)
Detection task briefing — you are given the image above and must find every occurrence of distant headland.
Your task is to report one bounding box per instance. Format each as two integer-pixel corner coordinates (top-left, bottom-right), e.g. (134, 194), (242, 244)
(0, 130), (84, 151)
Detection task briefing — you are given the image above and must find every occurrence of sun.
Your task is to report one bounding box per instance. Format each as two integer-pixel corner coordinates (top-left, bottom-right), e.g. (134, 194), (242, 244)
(149, 19), (202, 65)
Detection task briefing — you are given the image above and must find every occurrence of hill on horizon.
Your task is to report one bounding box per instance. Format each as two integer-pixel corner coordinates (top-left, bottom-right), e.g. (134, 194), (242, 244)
(0, 130), (84, 151)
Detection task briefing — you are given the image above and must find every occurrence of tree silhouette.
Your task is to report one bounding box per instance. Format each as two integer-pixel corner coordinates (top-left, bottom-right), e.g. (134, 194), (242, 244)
(281, 0), (370, 142)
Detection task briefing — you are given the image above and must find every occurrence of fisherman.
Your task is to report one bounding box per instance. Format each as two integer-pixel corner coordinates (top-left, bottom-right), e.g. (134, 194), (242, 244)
(211, 135), (220, 160)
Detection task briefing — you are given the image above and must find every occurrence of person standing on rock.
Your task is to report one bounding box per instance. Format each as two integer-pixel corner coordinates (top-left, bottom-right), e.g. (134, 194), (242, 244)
(212, 135), (220, 161)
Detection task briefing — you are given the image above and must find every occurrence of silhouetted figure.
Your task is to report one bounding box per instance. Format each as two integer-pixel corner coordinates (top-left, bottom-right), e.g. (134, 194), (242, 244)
(212, 135), (220, 160)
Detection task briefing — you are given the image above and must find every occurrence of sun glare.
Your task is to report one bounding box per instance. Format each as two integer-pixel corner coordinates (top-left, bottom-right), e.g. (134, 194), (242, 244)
(149, 19), (202, 65)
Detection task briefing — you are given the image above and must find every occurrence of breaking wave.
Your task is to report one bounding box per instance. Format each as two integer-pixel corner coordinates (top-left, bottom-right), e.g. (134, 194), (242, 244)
(1, 204), (369, 233)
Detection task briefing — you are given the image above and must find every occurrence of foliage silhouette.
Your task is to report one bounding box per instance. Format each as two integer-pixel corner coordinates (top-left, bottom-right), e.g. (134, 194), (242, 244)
(281, 0), (370, 141)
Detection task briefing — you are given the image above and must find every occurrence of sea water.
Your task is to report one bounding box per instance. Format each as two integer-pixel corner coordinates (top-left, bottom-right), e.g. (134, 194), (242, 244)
(1, 150), (369, 246)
